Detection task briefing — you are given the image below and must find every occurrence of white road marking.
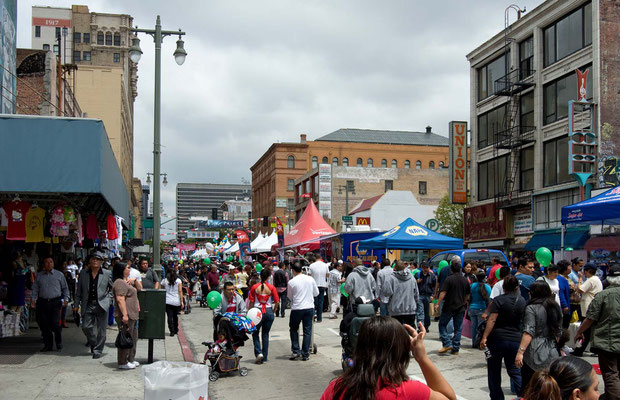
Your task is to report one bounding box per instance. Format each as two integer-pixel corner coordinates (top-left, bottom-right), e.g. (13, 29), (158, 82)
(328, 328), (340, 336)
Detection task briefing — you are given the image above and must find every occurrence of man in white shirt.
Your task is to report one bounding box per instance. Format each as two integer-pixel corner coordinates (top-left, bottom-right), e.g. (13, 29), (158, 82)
(573, 262), (603, 357)
(308, 253), (329, 322)
(287, 262), (319, 361)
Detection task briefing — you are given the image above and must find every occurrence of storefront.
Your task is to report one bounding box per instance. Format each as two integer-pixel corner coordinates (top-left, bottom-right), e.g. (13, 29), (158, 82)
(464, 203), (509, 251)
(0, 115), (130, 337)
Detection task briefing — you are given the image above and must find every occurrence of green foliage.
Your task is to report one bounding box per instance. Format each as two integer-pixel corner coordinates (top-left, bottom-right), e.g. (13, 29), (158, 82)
(434, 194), (466, 239)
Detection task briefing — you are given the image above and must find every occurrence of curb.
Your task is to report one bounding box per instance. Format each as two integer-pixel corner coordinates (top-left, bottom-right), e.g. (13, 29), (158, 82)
(177, 323), (195, 363)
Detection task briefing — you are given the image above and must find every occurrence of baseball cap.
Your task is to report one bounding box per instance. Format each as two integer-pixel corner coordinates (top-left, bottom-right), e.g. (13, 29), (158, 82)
(584, 262), (597, 272)
(608, 263), (620, 277)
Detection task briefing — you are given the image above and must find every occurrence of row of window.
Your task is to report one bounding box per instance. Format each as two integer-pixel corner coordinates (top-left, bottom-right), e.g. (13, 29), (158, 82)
(477, 2), (592, 101)
(306, 156), (445, 170)
(73, 51), (120, 63)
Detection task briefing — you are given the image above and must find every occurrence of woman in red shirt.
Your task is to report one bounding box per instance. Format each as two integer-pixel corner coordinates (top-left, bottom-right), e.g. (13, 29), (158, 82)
(248, 268), (279, 364)
(321, 317), (456, 400)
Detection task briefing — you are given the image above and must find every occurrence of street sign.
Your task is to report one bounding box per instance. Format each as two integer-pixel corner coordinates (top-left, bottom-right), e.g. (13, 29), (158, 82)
(343, 220), (353, 226)
(425, 219), (439, 231)
(342, 215), (353, 222)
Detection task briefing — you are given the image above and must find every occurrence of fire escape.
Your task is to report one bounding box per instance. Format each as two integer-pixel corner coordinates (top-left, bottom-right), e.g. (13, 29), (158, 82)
(493, 5), (535, 209)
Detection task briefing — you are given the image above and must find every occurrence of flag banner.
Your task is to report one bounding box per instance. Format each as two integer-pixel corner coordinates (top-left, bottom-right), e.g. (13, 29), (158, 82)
(300, 193), (312, 198)
(276, 217), (284, 248)
(235, 229), (251, 260)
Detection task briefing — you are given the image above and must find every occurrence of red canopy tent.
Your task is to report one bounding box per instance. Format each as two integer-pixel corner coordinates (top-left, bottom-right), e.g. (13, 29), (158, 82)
(284, 201), (337, 254)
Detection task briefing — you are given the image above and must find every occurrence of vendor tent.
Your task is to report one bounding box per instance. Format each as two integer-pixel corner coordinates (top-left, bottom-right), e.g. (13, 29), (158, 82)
(250, 233), (267, 252)
(561, 185), (620, 225)
(224, 242), (239, 254)
(255, 231), (278, 252)
(284, 201), (337, 251)
(358, 217), (463, 249)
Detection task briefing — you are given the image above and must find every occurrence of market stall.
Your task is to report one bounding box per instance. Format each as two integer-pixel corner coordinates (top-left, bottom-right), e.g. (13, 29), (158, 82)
(358, 217), (463, 250)
(283, 201), (337, 255)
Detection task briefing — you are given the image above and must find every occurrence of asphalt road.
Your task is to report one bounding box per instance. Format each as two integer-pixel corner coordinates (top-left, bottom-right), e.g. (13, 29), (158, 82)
(180, 304), (601, 400)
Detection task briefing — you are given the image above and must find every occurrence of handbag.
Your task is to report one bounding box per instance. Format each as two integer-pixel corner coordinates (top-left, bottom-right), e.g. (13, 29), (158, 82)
(115, 326), (134, 349)
(473, 319), (486, 348)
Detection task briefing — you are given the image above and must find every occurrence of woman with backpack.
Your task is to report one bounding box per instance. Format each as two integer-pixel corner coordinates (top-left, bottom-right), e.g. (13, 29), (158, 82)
(469, 271), (491, 348)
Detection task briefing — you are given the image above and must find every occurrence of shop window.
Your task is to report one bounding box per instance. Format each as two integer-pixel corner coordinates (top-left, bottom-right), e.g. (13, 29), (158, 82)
(520, 146), (535, 191)
(287, 179), (294, 191)
(429, 161), (435, 169)
(342, 157), (349, 167)
(74, 32), (81, 44)
(83, 33), (90, 44)
(477, 155), (509, 201)
(73, 51), (81, 62)
(332, 157), (338, 166)
(113, 53), (120, 63)
(367, 158), (373, 168)
(97, 31), (104, 45)
(477, 52), (509, 100)
(356, 158), (363, 167)
(287, 155), (295, 169)
(83, 51), (91, 61)
(312, 156), (318, 169)
(543, 2), (592, 67)
(543, 65), (592, 125)
(385, 180), (393, 192)
(321, 156), (328, 164)
(419, 181), (427, 195)
(381, 159), (387, 168)
(105, 32), (112, 46)
(543, 136), (571, 187)
(519, 36), (533, 79)
(391, 159), (397, 168)
(114, 32), (121, 46)
(478, 104), (507, 149)
(35, 26), (41, 38)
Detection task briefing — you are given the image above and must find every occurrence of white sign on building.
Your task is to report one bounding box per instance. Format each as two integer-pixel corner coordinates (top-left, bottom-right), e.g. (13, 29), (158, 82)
(318, 164), (332, 219)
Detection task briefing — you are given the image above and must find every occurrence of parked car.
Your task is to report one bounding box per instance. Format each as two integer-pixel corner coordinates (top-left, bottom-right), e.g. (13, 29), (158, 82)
(427, 249), (509, 272)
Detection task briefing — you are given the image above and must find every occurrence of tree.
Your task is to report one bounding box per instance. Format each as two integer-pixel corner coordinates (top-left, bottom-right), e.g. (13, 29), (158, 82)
(434, 194), (466, 239)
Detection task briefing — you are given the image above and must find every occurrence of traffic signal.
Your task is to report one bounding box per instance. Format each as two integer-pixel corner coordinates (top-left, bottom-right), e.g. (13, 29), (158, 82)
(211, 208), (218, 220)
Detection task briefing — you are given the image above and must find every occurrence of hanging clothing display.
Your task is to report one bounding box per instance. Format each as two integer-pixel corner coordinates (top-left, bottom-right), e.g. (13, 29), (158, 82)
(115, 216), (123, 247)
(76, 213), (84, 245)
(3, 200), (31, 240)
(50, 205), (69, 237)
(25, 206), (45, 243)
(107, 213), (118, 241)
(0, 205), (8, 231)
(85, 213), (99, 240)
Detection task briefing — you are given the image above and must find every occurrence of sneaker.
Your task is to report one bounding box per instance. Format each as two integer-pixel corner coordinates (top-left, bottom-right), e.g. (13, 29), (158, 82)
(255, 353), (264, 364)
(289, 353), (300, 361)
(450, 349), (459, 355)
(130, 361), (140, 367)
(438, 347), (453, 354)
(118, 362), (136, 370)
(301, 356), (309, 361)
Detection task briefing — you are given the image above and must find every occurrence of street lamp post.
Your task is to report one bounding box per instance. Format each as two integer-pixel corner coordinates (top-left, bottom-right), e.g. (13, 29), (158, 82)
(338, 180), (356, 216)
(130, 16), (186, 278)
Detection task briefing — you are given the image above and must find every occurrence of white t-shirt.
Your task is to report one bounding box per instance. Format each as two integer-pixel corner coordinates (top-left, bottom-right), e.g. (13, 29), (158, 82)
(66, 264), (78, 280)
(490, 280), (505, 299)
(580, 276), (603, 315)
(129, 267), (142, 281)
(287, 274), (319, 310)
(162, 278), (182, 306)
(309, 260), (330, 288)
(538, 276), (561, 306)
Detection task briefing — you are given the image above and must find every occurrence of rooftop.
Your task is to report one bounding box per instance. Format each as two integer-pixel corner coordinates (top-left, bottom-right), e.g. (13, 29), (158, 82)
(350, 194), (384, 215)
(315, 128), (449, 147)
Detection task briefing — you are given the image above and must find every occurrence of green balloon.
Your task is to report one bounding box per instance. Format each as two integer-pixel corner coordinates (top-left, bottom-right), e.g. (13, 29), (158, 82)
(226, 256), (233, 262)
(206, 291), (222, 309)
(437, 260), (449, 274)
(495, 267), (501, 280)
(412, 268), (420, 276)
(203, 258), (211, 265)
(340, 282), (349, 297)
(536, 247), (552, 267)
(255, 263), (263, 273)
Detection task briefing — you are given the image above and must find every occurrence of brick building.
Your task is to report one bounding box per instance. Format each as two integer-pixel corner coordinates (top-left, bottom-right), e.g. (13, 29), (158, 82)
(250, 128), (450, 234)
(465, 0), (620, 252)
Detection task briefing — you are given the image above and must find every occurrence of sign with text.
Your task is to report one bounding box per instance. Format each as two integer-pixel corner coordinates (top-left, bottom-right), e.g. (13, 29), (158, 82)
(187, 231), (220, 239)
(275, 198), (287, 208)
(342, 215), (352, 222)
(449, 121), (468, 204)
(176, 243), (196, 251)
(32, 17), (72, 27)
(356, 217), (370, 226)
(318, 164), (332, 219)
(464, 203), (507, 242)
(513, 209), (533, 235)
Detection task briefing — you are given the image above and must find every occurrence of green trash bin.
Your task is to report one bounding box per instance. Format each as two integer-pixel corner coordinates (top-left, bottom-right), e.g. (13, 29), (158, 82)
(138, 289), (166, 340)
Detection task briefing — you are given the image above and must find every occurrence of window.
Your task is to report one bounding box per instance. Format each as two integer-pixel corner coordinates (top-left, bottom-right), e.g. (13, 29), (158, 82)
(534, 189), (581, 230)
(53, 45), (59, 55)
(356, 158), (363, 167)
(404, 160), (410, 168)
(287, 155), (295, 169)
(391, 159), (397, 168)
(73, 51), (81, 62)
(55, 27), (61, 38)
(429, 161), (435, 169)
(74, 32), (81, 44)
(519, 37), (533, 79)
(520, 91), (535, 134)
(543, 65), (592, 125)
(332, 157), (338, 166)
(544, 136), (571, 187)
(113, 53), (120, 63)
(419, 181), (427, 195)
(83, 51), (91, 61)
(477, 155), (509, 200)
(478, 52), (509, 100)
(114, 32), (121, 46)
(105, 32), (112, 46)
(42, 44), (50, 51)
(381, 159), (387, 168)
(520, 146), (534, 191)
(97, 32), (104, 45)
(312, 156), (318, 169)
(321, 156), (328, 164)
(544, 3), (592, 67)
(83, 33), (90, 44)
(477, 104), (507, 149)
(287, 179), (294, 191)
(415, 160), (422, 169)
(35, 26), (41, 38)
(439, 161), (445, 168)
(367, 158), (373, 168)
(385, 180), (393, 192)
(342, 157), (349, 167)
(287, 198), (294, 211)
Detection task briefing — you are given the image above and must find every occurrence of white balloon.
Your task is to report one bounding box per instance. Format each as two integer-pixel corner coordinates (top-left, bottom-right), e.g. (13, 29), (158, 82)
(247, 308), (263, 325)
(205, 243), (214, 250)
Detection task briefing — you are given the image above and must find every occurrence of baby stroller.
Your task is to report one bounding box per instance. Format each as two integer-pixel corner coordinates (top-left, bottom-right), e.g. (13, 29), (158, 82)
(202, 313), (255, 381)
(340, 300), (375, 372)
(181, 284), (192, 314)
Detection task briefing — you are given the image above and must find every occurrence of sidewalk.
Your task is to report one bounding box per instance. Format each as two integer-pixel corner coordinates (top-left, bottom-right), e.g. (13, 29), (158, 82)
(0, 317), (185, 400)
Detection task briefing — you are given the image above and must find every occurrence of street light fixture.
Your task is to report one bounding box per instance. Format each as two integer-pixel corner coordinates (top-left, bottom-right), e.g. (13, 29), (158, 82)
(132, 16), (186, 277)
(338, 180), (356, 216)
(146, 172), (168, 186)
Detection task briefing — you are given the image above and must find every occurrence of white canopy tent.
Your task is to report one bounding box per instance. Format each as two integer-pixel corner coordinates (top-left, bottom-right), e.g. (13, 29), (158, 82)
(250, 233), (267, 252)
(255, 231), (278, 252)
(224, 242), (239, 254)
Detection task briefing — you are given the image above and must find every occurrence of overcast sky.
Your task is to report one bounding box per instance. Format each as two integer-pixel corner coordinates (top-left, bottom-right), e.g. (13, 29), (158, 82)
(17, 0), (544, 238)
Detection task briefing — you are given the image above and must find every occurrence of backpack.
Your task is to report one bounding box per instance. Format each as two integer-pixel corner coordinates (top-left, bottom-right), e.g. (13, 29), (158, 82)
(273, 269), (287, 288)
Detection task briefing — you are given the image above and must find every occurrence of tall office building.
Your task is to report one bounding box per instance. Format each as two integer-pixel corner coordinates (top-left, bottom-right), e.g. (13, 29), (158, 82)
(176, 183), (251, 240)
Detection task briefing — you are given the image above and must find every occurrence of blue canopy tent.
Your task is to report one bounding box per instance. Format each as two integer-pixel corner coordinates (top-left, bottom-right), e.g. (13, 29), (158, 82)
(560, 185), (620, 258)
(358, 217), (463, 250)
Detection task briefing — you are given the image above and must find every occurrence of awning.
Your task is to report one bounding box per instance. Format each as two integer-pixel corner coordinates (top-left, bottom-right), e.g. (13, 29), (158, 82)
(524, 229), (590, 251)
(584, 236), (620, 252)
(0, 115), (130, 223)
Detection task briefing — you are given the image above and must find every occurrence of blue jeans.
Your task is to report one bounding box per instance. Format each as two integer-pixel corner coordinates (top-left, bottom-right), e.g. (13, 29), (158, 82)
(469, 308), (484, 347)
(438, 308), (465, 351)
(379, 302), (389, 316)
(416, 299), (424, 327)
(439, 300), (453, 335)
(278, 290), (287, 317)
(252, 308), (275, 361)
(108, 305), (115, 326)
(314, 287), (326, 322)
(289, 308), (313, 358)
(419, 296), (431, 330)
(487, 338), (522, 400)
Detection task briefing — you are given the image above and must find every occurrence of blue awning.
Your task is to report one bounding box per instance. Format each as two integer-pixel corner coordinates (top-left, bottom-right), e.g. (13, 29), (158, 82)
(359, 217), (463, 250)
(562, 185), (620, 225)
(524, 229), (590, 251)
(0, 115), (130, 223)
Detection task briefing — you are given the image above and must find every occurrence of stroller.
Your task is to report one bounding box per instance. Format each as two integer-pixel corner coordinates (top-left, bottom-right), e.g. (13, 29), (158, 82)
(339, 302), (375, 372)
(202, 313), (255, 381)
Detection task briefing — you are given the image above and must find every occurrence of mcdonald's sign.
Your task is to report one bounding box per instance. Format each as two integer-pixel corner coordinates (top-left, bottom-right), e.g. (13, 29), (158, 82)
(356, 217), (371, 226)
